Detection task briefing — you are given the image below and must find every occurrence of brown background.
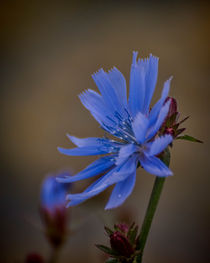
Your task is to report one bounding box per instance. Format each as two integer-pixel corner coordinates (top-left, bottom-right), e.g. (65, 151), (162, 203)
(1, 1), (210, 262)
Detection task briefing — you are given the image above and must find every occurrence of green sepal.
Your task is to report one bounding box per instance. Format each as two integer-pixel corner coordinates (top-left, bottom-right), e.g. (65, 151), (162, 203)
(178, 115), (189, 125)
(95, 244), (119, 257)
(127, 224), (138, 244)
(165, 112), (178, 127)
(175, 128), (186, 136)
(177, 135), (203, 143)
(104, 226), (114, 236)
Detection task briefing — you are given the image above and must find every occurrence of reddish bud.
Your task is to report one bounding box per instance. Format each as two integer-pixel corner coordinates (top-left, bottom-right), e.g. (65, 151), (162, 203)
(40, 175), (72, 248)
(165, 127), (175, 136)
(160, 96), (188, 139)
(110, 231), (134, 258)
(166, 97), (178, 118)
(40, 206), (68, 248)
(114, 223), (129, 234)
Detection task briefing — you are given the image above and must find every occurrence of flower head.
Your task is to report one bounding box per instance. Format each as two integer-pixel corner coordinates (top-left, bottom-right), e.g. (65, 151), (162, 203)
(58, 52), (174, 209)
(96, 223), (139, 262)
(40, 174), (71, 247)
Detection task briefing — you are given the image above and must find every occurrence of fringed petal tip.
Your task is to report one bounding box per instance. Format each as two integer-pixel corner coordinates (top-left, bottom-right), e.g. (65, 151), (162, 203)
(140, 155), (173, 177)
(149, 53), (159, 60)
(132, 51), (138, 64)
(149, 134), (173, 156)
(91, 68), (105, 79)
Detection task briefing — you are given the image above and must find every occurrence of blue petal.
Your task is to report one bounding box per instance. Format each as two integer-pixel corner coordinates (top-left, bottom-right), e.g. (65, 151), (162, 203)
(128, 51), (146, 117)
(57, 146), (111, 156)
(66, 174), (108, 207)
(143, 54), (159, 113)
(146, 100), (170, 140)
(105, 172), (136, 210)
(139, 154), (173, 177)
(92, 69), (126, 118)
(66, 134), (121, 148)
(132, 112), (149, 143)
(66, 168), (118, 206)
(79, 89), (114, 128)
(105, 154), (138, 185)
(149, 77), (172, 127)
(116, 144), (138, 166)
(107, 67), (128, 112)
(67, 134), (102, 147)
(57, 156), (115, 183)
(66, 155), (138, 203)
(148, 135), (173, 156)
(58, 136), (121, 157)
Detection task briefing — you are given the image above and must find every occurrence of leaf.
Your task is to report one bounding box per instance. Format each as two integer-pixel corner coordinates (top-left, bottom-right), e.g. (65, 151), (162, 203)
(177, 135), (203, 143)
(95, 244), (119, 257)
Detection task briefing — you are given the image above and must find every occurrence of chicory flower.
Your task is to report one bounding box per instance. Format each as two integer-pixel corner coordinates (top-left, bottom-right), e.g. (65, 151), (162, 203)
(58, 52), (173, 209)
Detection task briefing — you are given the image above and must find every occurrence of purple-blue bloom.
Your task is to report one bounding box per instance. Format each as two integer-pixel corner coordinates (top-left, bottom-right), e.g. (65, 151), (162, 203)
(57, 52), (173, 209)
(41, 174), (71, 213)
(40, 174), (71, 247)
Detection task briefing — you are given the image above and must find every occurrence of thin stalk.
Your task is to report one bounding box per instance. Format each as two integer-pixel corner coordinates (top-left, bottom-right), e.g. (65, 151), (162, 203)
(136, 177), (165, 262)
(135, 149), (170, 263)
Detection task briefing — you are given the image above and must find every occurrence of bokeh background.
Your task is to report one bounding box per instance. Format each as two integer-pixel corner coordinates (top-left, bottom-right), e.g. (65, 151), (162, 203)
(1, 1), (210, 262)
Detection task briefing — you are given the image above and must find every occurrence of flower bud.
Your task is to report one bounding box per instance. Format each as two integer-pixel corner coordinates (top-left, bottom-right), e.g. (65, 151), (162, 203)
(110, 231), (134, 258)
(160, 97), (188, 139)
(166, 97), (177, 118)
(40, 174), (71, 248)
(97, 222), (140, 261)
(114, 223), (129, 234)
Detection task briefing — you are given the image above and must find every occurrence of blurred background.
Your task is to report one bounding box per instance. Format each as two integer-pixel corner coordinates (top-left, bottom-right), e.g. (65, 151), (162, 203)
(1, 0), (210, 262)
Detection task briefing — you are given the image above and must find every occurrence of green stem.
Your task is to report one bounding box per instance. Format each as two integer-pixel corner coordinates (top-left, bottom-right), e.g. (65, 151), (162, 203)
(136, 177), (165, 262)
(135, 150), (170, 263)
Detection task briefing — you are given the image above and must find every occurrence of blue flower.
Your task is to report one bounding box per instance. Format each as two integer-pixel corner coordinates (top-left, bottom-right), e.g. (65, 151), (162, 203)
(57, 52), (173, 209)
(41, 174), (71, 213)
(40, 174), (71, 247)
